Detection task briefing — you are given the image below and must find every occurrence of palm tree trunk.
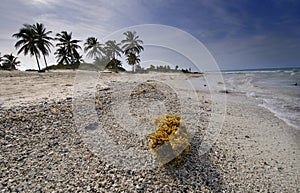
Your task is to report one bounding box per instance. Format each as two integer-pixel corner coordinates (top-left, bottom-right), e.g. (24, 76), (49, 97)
(43, 54), (48, 69)
(35, 54), (41, 71)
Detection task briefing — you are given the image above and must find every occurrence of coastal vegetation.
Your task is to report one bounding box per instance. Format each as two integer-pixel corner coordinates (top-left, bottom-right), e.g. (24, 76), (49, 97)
(12, 23), (53, 72)
(11, 23), (145, 72)
(0, 53), (20, 70)
(1, 22), (194, 73)
(121, 31), (144, 72)
(54, 31), (83, 70)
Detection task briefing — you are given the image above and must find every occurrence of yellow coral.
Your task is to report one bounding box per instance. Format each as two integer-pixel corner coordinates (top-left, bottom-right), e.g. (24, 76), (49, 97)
(148, 114), (191, 165)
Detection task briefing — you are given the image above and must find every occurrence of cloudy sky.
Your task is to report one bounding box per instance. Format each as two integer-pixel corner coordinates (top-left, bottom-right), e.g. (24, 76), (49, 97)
(0, 0), (300, 71)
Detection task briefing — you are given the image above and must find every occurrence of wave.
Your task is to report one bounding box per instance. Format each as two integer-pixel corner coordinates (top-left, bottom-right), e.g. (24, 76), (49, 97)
(224, 71), (300, 129)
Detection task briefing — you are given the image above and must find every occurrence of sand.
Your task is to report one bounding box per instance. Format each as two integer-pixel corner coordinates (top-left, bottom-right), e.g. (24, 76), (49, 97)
(0, 70), (75, 108)
(0, 70), (299, 192)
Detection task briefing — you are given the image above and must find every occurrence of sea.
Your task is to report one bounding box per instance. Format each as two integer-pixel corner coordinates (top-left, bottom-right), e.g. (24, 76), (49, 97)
(190, 67), (300, 129)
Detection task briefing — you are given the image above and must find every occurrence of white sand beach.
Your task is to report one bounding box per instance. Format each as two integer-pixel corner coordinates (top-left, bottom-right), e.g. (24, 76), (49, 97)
(0, 70), (299, 192)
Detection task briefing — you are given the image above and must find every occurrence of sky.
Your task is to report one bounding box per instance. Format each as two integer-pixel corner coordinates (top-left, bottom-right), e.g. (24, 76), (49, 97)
(0, 0), (300, 71)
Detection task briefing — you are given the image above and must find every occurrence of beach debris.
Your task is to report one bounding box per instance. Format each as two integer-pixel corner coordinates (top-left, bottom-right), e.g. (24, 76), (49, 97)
(219, 90), (230, 94)
(130, 83), (156, 96)
(136, 89), (146, 94)
(146, 79), (155, 82)
(99, 87), (110, 91)
(8, 114), (24, 121)
(147, 114), (190, 166)
(50, 108), (57, 113)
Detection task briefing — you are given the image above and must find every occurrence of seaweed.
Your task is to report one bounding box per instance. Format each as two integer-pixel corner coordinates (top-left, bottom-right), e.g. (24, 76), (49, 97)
(148, 114), (191, 166)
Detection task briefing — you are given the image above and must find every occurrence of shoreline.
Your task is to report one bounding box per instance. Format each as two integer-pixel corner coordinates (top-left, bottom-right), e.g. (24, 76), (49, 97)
(0, 70), (299, 192)
(258, 102), (299, 130)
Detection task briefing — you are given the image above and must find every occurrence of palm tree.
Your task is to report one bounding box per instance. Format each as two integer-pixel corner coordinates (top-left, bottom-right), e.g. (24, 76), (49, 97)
(55, 31), (82, 65)
(54, 46), (70, 65)
(121, 31), (144, 55)
(104, 40), (123, 60)
(1, 54), (20, 70)
(32, 23), (53, 69)
(126, 53), (140, 72)
(73, 50), (84, 64)
(13, 24), (41, 71)
(84, 37), (105, 59)
(121, 31), (144, 72)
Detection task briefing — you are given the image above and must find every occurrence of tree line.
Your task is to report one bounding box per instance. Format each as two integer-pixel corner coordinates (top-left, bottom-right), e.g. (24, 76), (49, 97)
(0, 22), (144, 72)
(134, 64), (192, 73)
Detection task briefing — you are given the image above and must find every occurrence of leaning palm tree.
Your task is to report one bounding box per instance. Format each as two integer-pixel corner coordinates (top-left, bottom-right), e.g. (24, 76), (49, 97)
(55, 31), (82, 65)
(13, 24), (41, 71)
(84, 37), (105, 59)
(126, 53), (140, 72)
(1, 54), (20, 70)
(121, 31), (144, 55)
(32, 23), (53, 69)
(104, 40), (123, 60)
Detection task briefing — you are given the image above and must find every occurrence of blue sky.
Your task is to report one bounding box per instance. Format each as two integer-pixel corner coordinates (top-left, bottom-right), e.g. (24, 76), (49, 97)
(0, 0), (300, 71)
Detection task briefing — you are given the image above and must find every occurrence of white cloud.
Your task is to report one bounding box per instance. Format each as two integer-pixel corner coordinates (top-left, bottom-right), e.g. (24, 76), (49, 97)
(0, 0), (154, 70)
(20, 0), (62, 9)
(1, 0), (299, 70)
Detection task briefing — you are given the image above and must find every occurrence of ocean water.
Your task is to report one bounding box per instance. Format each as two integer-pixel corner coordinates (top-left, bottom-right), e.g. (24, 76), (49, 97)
(188, 68), (300, 129)
(224, 69), (300, 129)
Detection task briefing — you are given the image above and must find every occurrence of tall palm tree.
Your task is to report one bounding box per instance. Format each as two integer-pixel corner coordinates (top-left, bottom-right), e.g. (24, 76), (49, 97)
(55, 31), (82, 65)
(32, 23), (53, 69)
(13, 24), (41, 71)
(121, 31), (144, 55)
(1, 54), (20, 70)
(84, 37), (105, 59)
(121, 31), (144, 72)
(104, 40), (123, 60)
(126, 53), (140, 72)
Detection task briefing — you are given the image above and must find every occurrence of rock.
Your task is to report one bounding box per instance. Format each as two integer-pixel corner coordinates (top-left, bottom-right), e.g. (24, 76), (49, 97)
(277, 166), (284, 171)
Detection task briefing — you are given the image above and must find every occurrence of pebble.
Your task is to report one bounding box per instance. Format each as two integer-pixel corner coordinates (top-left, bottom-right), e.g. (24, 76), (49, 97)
(1, 74), (296, 192)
